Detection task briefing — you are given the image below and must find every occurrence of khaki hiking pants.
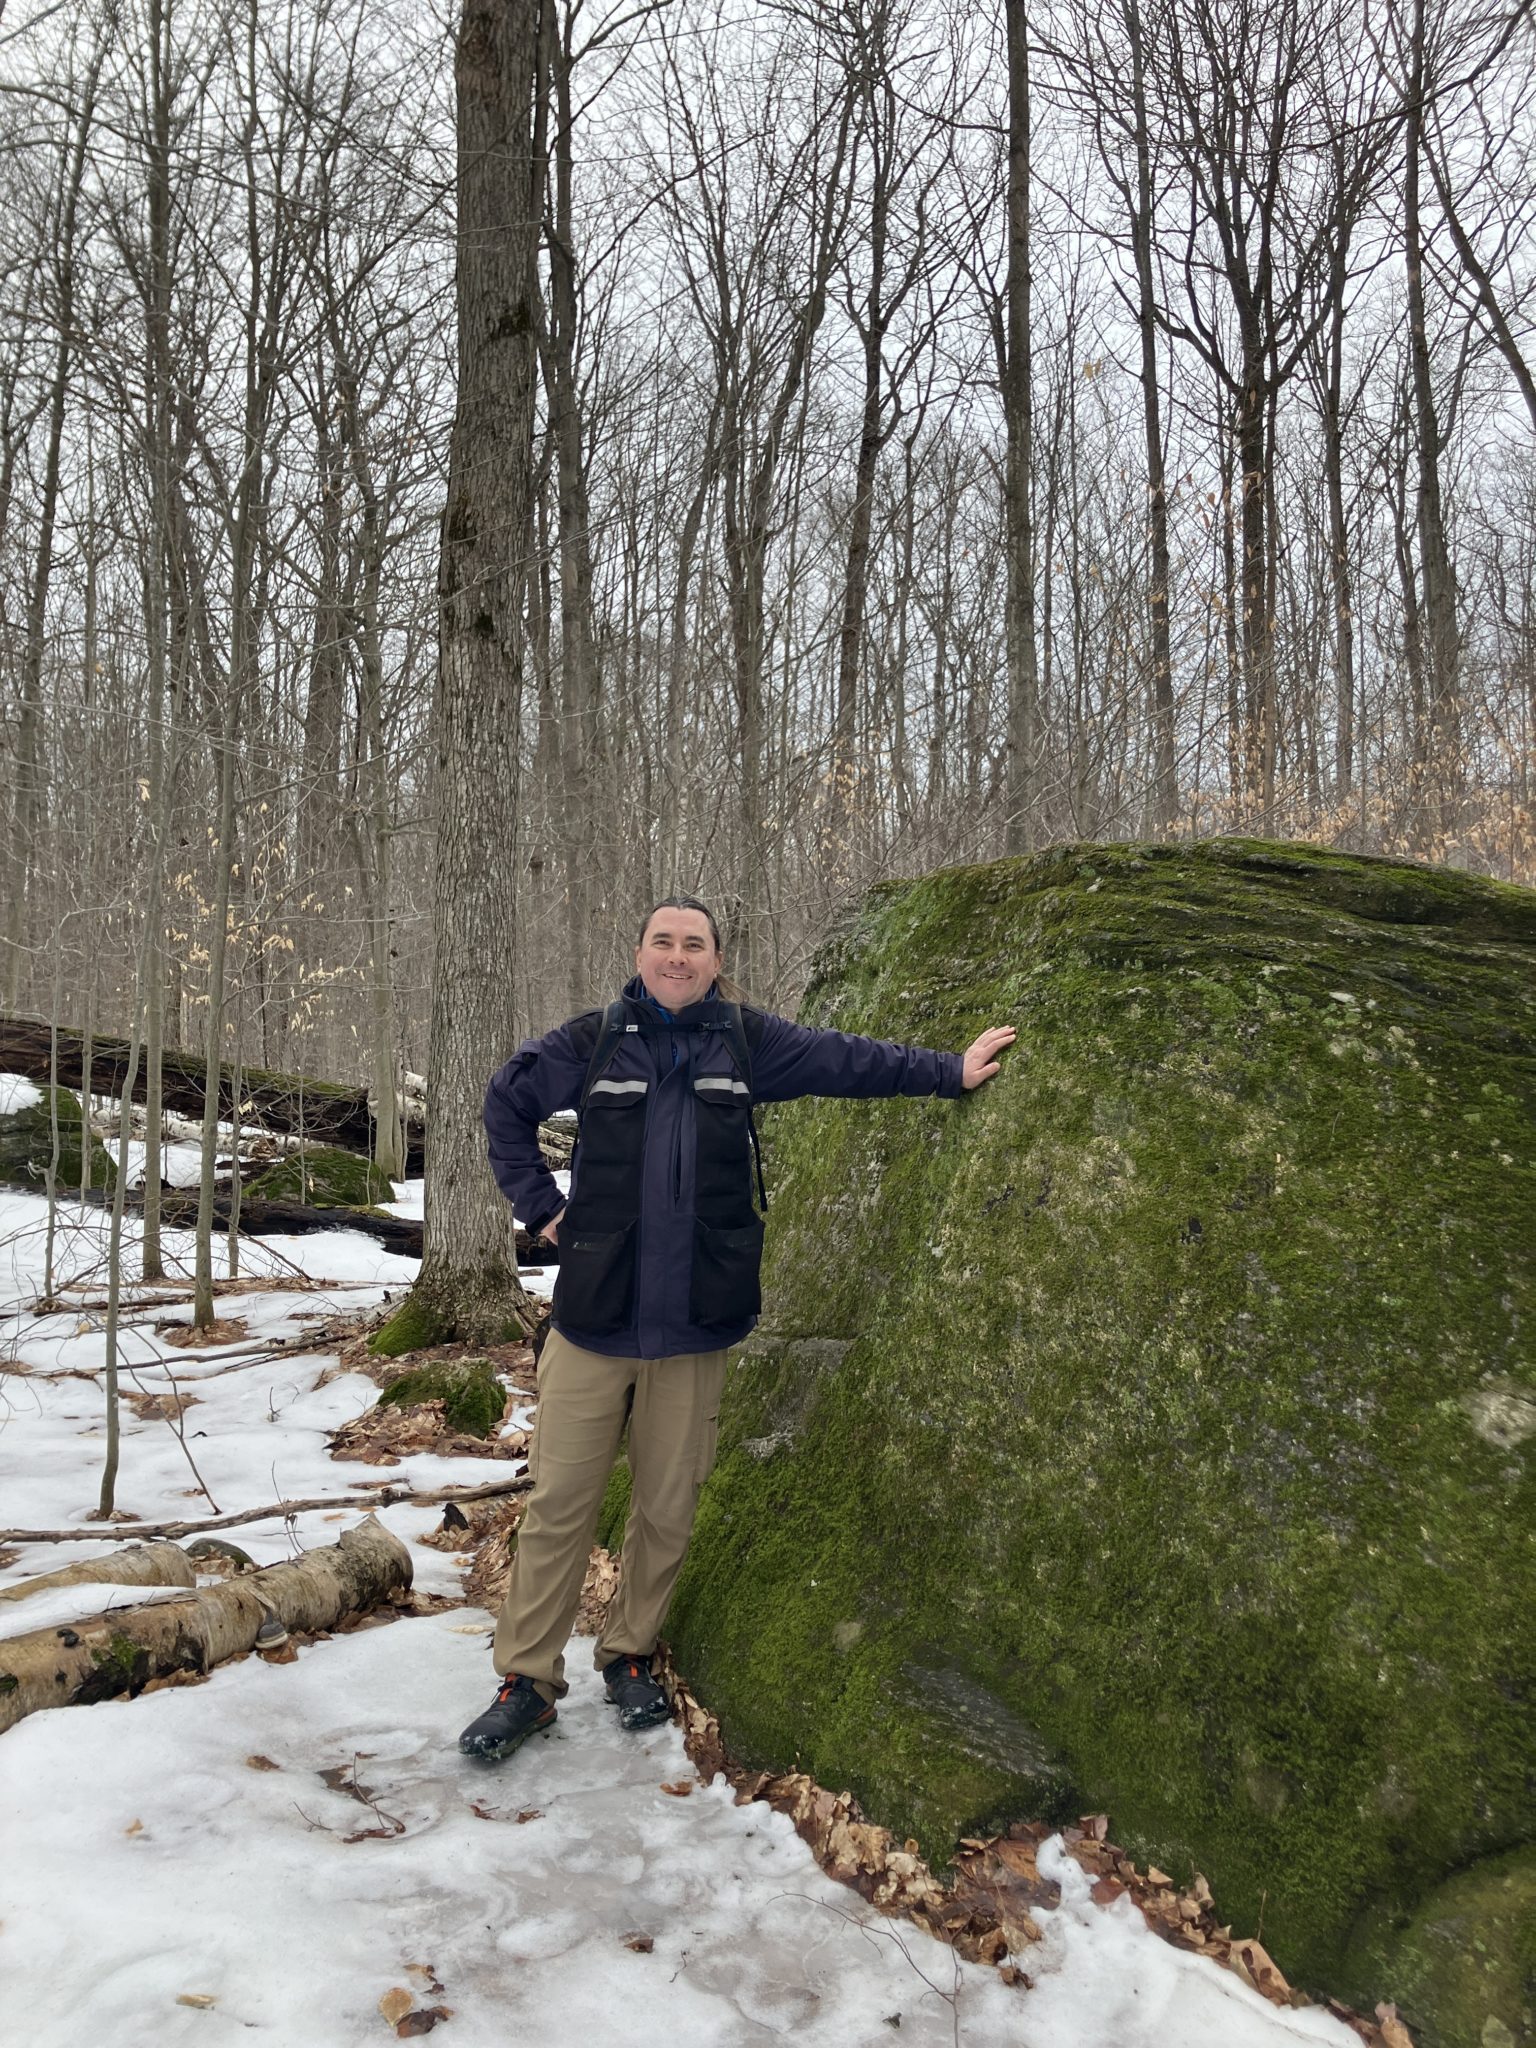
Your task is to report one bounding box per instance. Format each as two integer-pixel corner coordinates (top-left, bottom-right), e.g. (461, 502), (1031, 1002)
(492, 1329), (727, 1703)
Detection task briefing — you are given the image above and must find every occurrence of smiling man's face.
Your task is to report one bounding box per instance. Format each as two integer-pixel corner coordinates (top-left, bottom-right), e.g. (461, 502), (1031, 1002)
(635, 906), (721, 1010)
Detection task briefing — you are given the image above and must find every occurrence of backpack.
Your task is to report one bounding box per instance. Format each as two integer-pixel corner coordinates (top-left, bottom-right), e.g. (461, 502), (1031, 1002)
(574, 999), (769, 1210)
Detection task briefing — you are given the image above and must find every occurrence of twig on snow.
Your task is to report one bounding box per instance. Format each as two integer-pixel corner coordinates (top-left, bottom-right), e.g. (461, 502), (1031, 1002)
(0, 1470), (533, 1545)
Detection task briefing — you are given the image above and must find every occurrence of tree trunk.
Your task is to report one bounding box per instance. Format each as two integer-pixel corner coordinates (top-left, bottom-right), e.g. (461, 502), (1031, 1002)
(390, 0), (542, 1352)
(1003, 0), (1041, 855)
(0, 1518), (410, 1735)
(540, 16), (602, 1017)
(1403, 0), (1461, 846)
(1126, 0), (1175, 833)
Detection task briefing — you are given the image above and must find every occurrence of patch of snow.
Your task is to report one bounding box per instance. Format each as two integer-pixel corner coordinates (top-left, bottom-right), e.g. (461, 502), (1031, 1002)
(0, 1072), (43, 1113)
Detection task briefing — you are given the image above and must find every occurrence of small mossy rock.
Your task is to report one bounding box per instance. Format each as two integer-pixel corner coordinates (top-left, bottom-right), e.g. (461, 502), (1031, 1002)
(0, 1086), (114, 1191)
(376, 1359), (505, 1438)
(245, 1145), (393, 1207)
(1340, 1845), (1536, 2048)
(665, 838), (1535, 2020)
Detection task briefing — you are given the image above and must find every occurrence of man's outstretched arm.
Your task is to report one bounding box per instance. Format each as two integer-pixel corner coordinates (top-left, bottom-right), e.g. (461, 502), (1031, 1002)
(751, 1015), (1015, 1103)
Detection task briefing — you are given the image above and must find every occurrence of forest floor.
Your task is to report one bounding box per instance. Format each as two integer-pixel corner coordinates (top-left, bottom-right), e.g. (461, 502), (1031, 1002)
(0, 1078), (1365, 2048)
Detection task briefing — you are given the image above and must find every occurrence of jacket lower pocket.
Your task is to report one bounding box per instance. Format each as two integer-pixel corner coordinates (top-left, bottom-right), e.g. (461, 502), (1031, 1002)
(552, 1221), (637, 1336)
(689, 1215), (765, 1327)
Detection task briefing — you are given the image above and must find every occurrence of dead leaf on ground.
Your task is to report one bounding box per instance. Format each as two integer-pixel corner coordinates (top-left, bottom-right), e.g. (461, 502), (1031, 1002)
(660, 1780), (692, 1798)
(1090, 1876), (1125, 1905)
(124, 1818), (144, 1837)
(246, 1754), (281, 1772)
(396, 2007), (452, 2037)
(405, 1963), (444, 1993)
(140, 1668), (210, 1695)
(176, 1992), (217, 2009)
(378, 1987), (414, 2026)
(621, 1932), (654, 1953)
(126, 1388), (201, 1422)
(516, 1808), (542, 1824)
(1376, 2003), (1416, 2048)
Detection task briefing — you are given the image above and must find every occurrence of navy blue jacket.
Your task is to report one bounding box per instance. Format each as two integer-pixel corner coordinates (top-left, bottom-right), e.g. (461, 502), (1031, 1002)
(485, 975), (964, 1358)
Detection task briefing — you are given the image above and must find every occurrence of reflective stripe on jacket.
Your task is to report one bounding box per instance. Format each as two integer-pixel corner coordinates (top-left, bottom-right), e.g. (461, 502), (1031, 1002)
(484, 974), (964, 1359)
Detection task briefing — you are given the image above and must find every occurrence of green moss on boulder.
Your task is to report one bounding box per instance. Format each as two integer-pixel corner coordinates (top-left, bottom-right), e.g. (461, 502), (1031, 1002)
(666, 839), (1535, 2023)
(377, 1358), (505, 1438)
(0, 1086), (114, 1191)
(245, 1145), (393, 1206)
(1342, 1846), (1536, 2048)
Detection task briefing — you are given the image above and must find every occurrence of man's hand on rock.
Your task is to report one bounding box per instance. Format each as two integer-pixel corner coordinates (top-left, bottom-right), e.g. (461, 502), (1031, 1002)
(962, 1026), (1017, 1090)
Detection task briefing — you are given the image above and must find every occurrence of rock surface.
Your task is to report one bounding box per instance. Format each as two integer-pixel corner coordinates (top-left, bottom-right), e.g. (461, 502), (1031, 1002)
(244, 1142), (394, 1207)
(0, 1085), (114, 1192)
(659, 839), (1535, 2034)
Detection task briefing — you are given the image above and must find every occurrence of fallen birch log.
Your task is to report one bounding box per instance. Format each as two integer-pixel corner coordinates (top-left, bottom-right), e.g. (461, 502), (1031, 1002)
(0, 1542), (195, 1604)
(0, 1471), (533, 1546)
(0, 1516), (410, 1736)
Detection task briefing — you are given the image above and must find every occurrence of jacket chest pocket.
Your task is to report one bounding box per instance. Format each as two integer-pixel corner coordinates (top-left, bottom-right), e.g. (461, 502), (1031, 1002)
(691, 1075), (754, 1221)
(569, 1079), (648, 1223)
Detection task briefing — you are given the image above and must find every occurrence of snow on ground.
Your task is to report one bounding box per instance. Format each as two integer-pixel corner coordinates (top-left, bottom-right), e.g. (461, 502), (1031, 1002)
(0, 1073), (42, 1113)
(0, 1148), (1359, 2048)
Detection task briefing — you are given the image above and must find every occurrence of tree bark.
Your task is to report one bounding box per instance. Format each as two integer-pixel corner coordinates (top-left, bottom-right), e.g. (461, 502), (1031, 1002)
(0, 1517), (411, 1735)
(399, 0), (542, 1350)
(0, 1542), (195, 1605)
(1403, 0), (1461, 845)
(1125, 0), (1176, 833)
(1003, 0), (1041, 854)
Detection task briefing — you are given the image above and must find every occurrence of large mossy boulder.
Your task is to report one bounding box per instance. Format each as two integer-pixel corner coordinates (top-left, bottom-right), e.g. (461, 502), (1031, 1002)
(0, 1085), (114, 1192)
(244, 1144), (393, 1207)
(661, 839), (1535, 2033)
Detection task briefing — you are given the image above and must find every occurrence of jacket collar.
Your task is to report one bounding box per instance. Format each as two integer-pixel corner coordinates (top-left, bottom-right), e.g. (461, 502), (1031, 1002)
(622, 972), (721, 1029)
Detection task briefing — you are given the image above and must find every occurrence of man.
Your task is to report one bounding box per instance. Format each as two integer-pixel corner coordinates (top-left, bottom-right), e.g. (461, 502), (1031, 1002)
(459, 896), (1014, 1759)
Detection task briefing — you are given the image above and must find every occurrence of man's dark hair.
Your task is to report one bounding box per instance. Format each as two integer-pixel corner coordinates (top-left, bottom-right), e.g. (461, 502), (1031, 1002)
(636, 896), (722, 950)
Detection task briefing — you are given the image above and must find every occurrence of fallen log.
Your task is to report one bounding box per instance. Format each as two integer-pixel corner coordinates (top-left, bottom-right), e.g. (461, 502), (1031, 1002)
(0, 1515), (410, 1735)
(0, 1471), (533, 1546)
(0, 1542), (195, 1604)
(0, 1014), (419, 1167)
(72, 1185), (559, 1264)
(0, 1012), (576, 1179)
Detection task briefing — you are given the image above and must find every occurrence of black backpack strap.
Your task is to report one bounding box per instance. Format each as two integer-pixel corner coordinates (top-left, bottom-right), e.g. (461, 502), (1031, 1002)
(708, 1001), (769, 1213)
(578, 1000), (637, 1117)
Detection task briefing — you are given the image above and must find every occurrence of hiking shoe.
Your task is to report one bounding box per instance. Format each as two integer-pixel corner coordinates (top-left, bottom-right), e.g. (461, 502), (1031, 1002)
(458, 1673), (557, 1760)
(602, 1652), (670, 1731)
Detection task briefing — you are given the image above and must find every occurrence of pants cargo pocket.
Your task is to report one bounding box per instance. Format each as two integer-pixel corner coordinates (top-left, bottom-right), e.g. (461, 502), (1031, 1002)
(552, 1222), (637, 1336)
(689, 1215), (765, 1328)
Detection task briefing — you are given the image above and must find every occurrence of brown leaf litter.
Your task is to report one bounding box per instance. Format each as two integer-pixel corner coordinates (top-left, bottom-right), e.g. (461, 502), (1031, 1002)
(315, 1319), (542, 1395)
(125, 1388), (201, 1423)
(325, 1401), (527, 1468)
(156, 1317), (247, 1349)
(653, 1647), (1415, 2048)
(459, 1513), (615, 1634)
(418, 1493), (524, 1556)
